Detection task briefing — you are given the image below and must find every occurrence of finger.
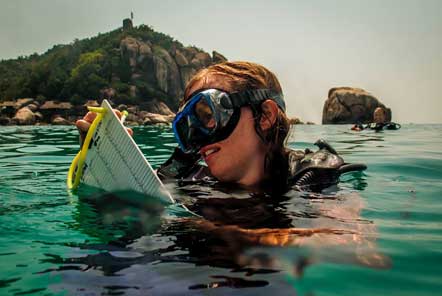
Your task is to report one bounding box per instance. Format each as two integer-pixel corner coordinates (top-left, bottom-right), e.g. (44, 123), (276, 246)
(83, 112), (97, 123)
(76, 119), (91, 133)
(127, 128), (133, 137)
(114, 109), (122, 119)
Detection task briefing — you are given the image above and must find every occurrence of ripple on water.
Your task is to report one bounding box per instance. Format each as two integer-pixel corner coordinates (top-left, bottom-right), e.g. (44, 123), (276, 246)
(0, 124), (441, 295)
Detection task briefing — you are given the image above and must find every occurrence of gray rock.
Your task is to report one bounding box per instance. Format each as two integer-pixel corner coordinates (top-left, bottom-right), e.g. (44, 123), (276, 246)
(153, 55), (169, 93)
(141, 100), (175, 116)
(27, 103), (39, 112)
(15, 98), (35, 109)
(34, 112), (44, 121)
(0, 116), (11, 125)
(52, 116), (72, 125)
(212, 51), (227, 64)
(12, 107), (36, 125)
(194, 52), (212, 67)
(117, 104), (128, 111)
(288, 117), (303, 125)
(152, 46), (182, 98)
(180, 67), (197, 90)
(143, 113), (174, 125)
(174, 49), (189, 67)
(322, 87), (391, 124)
(127, 106), (138, 114)
(120, 37), (142, 68)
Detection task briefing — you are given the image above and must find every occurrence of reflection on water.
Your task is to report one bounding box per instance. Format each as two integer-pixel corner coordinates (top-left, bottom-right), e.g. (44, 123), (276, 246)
(43, 182), (389, 293)
(1, 125), (441, 295)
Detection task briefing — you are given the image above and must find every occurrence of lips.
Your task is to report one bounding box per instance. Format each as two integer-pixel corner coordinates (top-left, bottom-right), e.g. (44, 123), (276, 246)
(200, 145), (221, 161)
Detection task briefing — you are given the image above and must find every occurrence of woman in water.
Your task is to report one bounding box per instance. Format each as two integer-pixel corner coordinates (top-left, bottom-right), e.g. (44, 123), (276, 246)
(76, 61), (387, 270)
(77, 61), (363, 194)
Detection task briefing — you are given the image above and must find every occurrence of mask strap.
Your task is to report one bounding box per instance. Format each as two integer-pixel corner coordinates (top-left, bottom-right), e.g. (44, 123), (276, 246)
(223, 89), (286, 111)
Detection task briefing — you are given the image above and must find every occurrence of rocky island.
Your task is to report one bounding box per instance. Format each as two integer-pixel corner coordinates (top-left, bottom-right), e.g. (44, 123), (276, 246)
(322, 87), (392, 124)
(0, 19), (227, 126)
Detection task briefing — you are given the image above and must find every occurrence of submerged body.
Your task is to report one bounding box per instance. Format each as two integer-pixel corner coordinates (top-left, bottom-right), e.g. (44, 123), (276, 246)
(351, 122), (401, 131)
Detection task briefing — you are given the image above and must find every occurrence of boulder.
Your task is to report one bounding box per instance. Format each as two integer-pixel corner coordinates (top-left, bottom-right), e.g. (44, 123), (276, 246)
(40, 101), (73, 110)
(212, 51), (227, 64)
(141, 100), (175, 116)
(142, 113), (174, 125)
(27, 103), (39, 112)
(12, 107), (36, 125)
(182, 46), (199, 62)
(83, 100), (100, 107)
(0, 101), (16, 116)
(194, 52), (212, 67)
(139, 43), (152, 60)
(52, 116), (72, 125)
(174, 50), (189, 67)
(0, 116), (11, 125)
(34, 112), (44, 121)
(15, 98), (35, 109)
(127, 106), (138, 114)
(288, 117), (303, 125)
(152, 47), (182, 98)
(322, 87), (391, 124)
(180, 67), (197, 90)
(120, 37), (141, 67)
(117, 104), (128, 111)
(153, 55), (169, 93)
(0, 101), (16, 108)
(125, 113), (140, 124)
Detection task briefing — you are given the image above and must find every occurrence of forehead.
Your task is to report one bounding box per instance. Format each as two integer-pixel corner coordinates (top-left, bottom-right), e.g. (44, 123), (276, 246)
(186, 74), (235, 99)
(374, 108), (385, 115)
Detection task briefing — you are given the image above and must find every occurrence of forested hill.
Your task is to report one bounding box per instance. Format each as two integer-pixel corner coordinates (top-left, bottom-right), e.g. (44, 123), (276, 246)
(0, 19), (227, 110)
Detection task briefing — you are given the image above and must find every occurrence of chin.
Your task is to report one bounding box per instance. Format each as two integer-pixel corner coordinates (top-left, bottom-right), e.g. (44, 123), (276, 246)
(208, 164), (236, 182)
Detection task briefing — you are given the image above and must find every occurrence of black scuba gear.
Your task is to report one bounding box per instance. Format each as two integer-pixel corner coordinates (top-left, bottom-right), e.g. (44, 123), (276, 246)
(157, 139), (367, 193)
(288, 139), (366, 191)
(353, 122), (401, 131)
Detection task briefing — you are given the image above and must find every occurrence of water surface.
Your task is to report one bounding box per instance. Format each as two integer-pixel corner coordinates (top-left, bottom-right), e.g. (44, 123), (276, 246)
(0, 124), (441, 295)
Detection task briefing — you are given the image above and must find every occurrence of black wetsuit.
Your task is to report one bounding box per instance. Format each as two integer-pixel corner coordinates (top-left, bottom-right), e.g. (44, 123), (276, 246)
(157, 139), (366, 193)
(354, 122), (401, 131)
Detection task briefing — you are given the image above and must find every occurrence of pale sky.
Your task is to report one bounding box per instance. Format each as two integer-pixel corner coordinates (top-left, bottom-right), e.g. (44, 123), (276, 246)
(1, 0), (441, 123)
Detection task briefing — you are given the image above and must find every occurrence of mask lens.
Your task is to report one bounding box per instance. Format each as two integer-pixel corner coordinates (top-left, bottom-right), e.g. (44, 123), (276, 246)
(174, 116), (191, 151)
(194, 99), (216, 130)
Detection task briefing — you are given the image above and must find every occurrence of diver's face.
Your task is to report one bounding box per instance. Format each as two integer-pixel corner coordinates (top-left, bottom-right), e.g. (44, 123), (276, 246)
(373, 108), (386, 123)
(186, 76), (268, 186)
(199, 106), (267, 184)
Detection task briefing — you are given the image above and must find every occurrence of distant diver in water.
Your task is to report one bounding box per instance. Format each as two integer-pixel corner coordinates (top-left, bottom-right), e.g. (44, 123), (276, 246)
(351, 107), (401, 131)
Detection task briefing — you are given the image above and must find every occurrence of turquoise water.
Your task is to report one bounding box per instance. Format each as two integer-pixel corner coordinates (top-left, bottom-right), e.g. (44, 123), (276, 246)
(0, 124), (441, 295)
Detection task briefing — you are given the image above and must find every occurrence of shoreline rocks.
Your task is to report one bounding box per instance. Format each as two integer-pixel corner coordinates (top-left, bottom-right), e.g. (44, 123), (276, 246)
(0, 98), (176, 126)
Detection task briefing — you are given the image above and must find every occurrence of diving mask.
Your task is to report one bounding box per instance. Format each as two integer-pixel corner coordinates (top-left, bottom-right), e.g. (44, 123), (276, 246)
(172, 88), (285, 154)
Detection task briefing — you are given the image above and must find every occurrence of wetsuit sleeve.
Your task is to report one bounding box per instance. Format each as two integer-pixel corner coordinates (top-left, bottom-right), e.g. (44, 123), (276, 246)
(156, 147), (202, 179)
